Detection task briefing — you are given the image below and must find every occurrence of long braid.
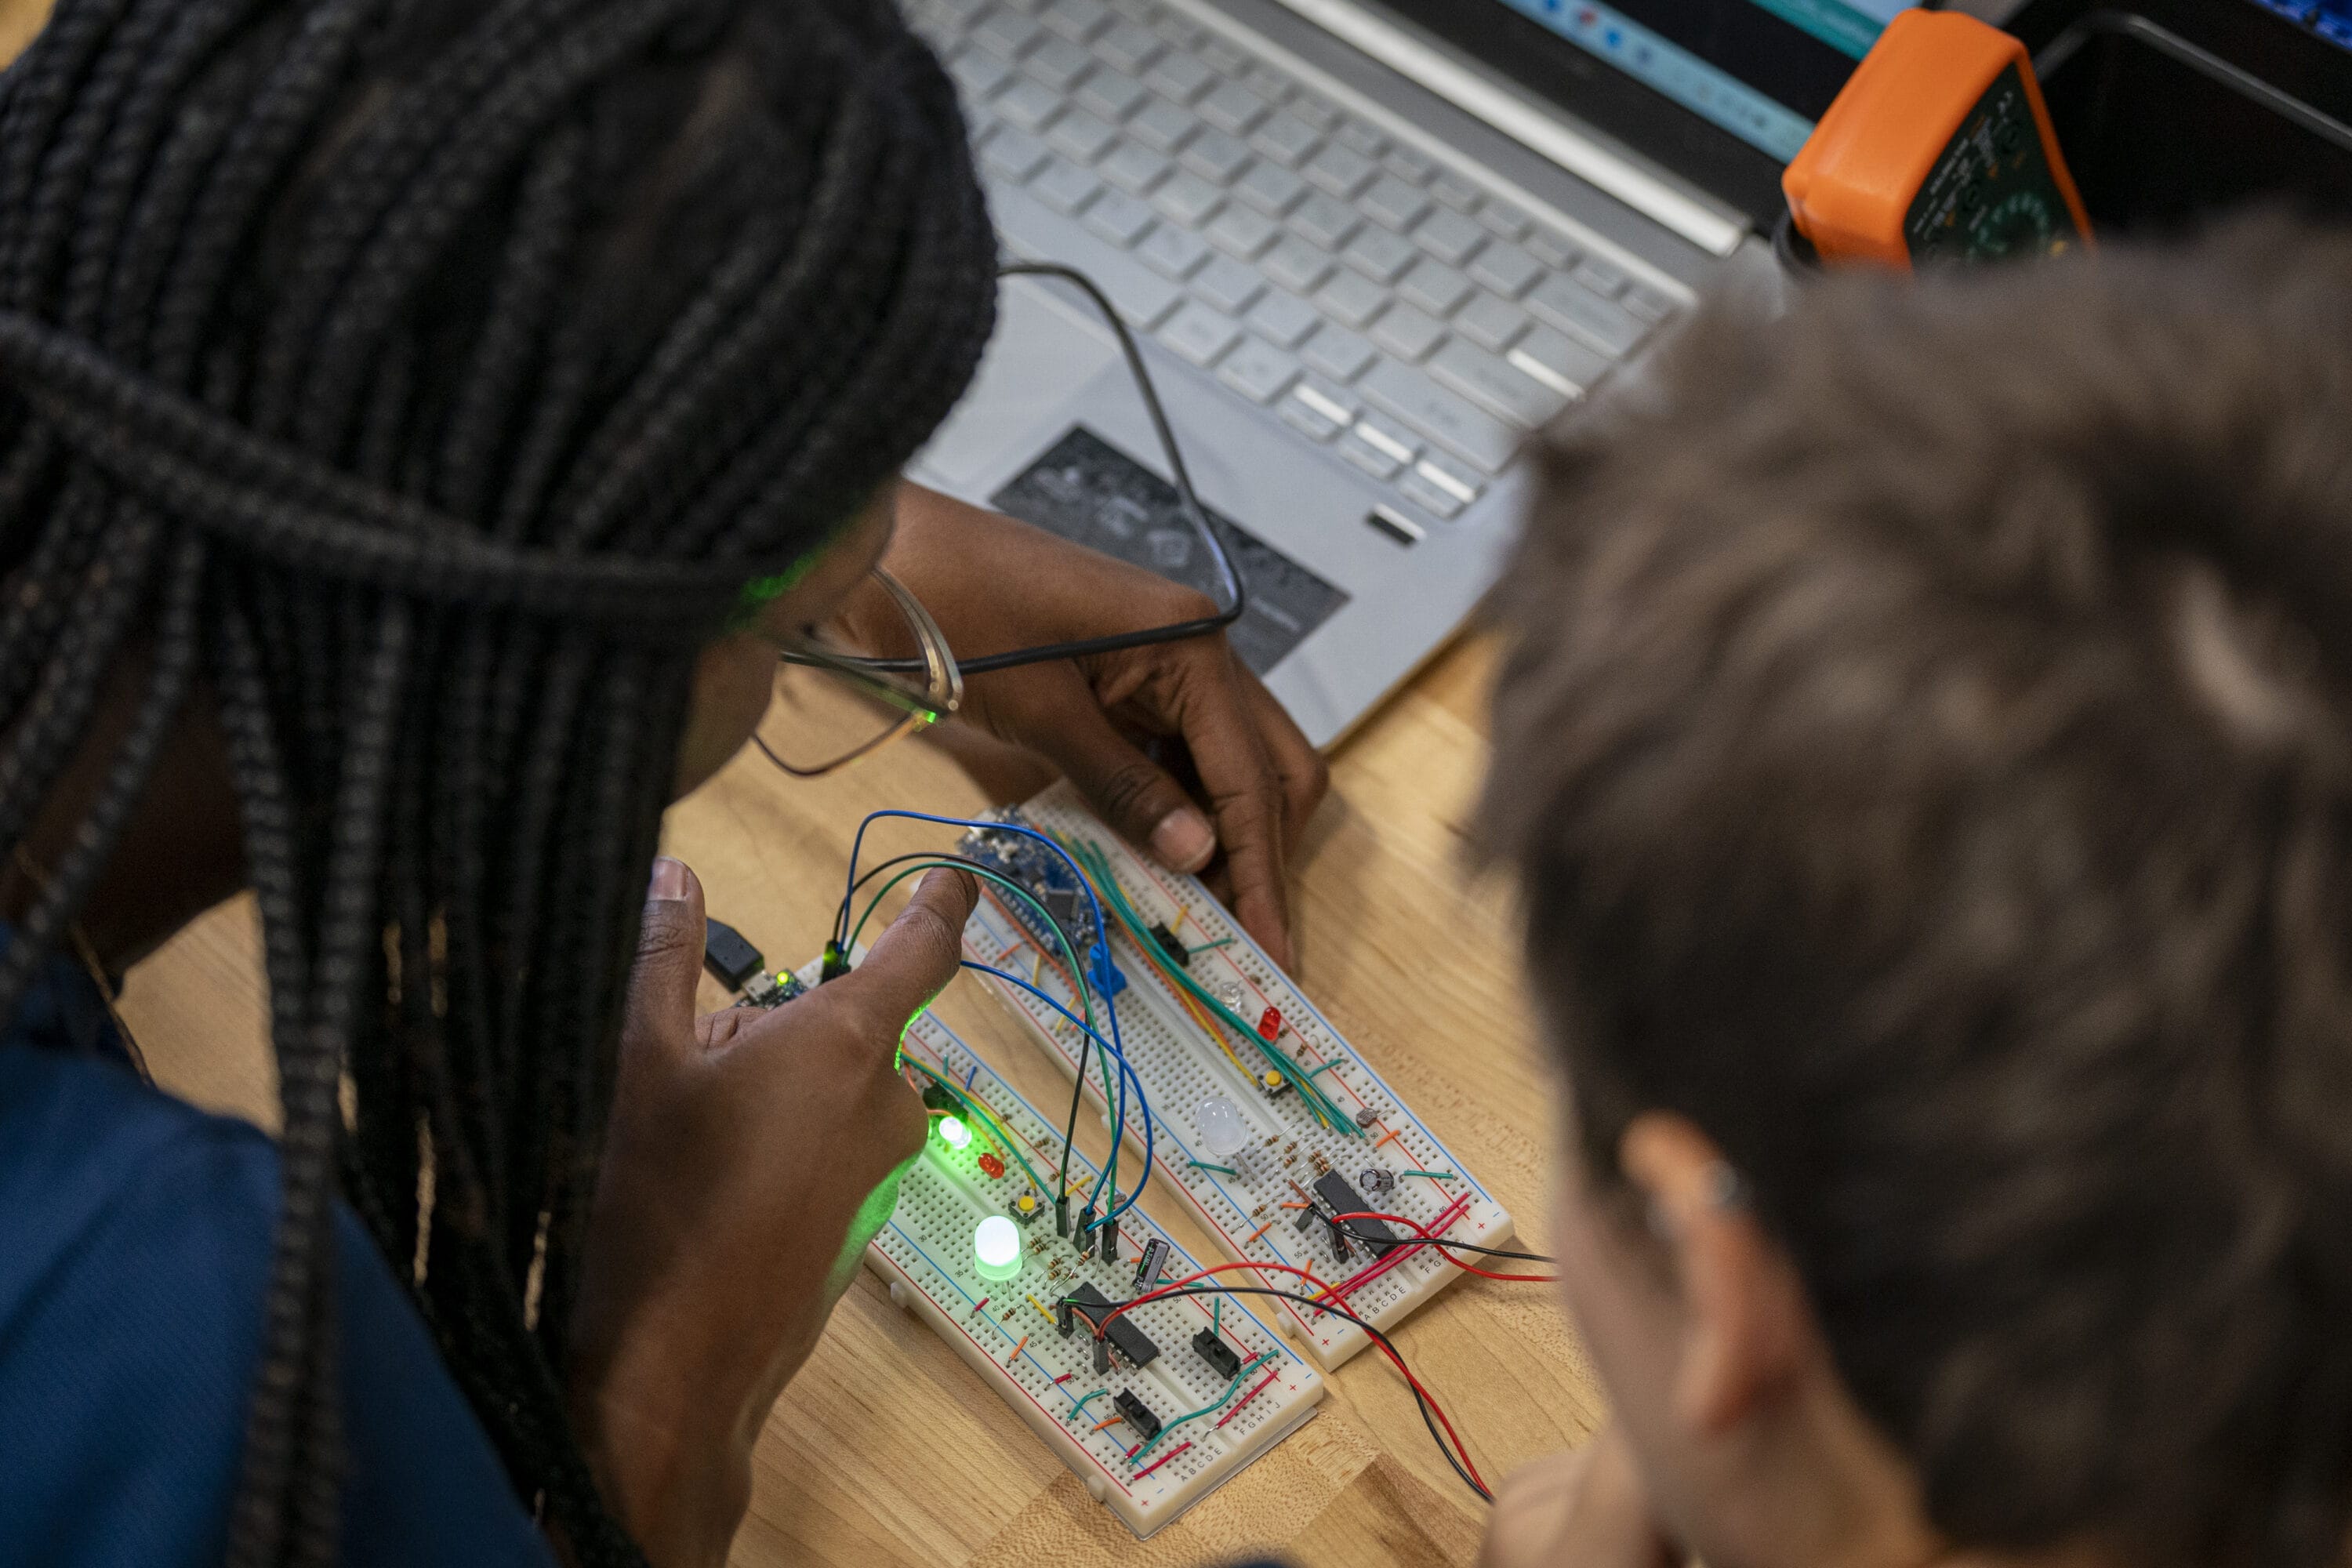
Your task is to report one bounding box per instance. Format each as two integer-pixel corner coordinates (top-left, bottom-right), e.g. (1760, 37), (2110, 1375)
(0, 3), (998, 1565)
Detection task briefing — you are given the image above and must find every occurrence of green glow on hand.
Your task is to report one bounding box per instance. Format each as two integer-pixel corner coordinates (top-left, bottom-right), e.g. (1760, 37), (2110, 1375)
(974, 1214), (1024, 1282)
(938, 1115), (972, 1152)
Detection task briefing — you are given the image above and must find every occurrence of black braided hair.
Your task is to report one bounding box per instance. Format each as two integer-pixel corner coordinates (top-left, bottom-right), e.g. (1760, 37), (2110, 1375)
(0, 2), (998, 1563)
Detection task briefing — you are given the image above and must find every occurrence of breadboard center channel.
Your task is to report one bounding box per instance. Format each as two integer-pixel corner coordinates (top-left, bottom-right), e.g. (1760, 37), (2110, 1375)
(956, 784), (1514, 1369)
(828, 982), (1326, 1538)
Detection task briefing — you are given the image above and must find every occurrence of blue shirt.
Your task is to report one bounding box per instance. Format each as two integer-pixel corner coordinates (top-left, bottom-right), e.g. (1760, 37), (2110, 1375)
(0, 935), (555, 1566)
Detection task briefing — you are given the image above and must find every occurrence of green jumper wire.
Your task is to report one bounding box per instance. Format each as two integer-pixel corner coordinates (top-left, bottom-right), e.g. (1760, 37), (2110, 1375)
(1127, 1351), (1277, 1462)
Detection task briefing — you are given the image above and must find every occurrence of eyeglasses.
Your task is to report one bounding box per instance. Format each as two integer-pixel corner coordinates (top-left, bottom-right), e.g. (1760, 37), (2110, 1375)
(751, 261), (1250, 779)
(754, 567), (963, 777)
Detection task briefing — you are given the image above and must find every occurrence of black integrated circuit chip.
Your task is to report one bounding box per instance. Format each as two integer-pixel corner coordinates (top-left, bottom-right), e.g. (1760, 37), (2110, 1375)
(1314, 1171), (1399, 1258)
(1069, 1280), (1161, 1368)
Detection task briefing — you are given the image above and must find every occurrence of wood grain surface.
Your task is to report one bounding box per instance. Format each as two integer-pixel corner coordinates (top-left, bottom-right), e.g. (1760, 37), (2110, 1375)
(118, 632), (1600, 1566)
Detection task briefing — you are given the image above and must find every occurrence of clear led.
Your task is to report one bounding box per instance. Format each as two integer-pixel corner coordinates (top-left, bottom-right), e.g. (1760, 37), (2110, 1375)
(974, 1214), (1023, 1282)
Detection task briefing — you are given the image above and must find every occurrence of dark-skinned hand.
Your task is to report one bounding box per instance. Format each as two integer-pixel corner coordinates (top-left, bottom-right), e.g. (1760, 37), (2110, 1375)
(839, 483), (1327, 968)
(568, 858), (977, 1568)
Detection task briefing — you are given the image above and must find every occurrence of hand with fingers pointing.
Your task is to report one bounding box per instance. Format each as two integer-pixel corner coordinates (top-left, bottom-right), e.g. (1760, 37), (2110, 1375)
(568, 857), (977, 1568)
(837, 485), (1330, 970)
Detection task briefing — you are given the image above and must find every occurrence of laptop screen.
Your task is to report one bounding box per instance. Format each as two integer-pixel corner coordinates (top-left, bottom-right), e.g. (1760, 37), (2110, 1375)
(1489, 1), (1918, 161)
(2249, 0), (2352, 50)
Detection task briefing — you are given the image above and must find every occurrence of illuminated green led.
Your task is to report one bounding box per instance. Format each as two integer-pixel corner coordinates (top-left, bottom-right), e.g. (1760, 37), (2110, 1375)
(937, 1115), (972, 1152)
(975, 1214), (1023, 1282)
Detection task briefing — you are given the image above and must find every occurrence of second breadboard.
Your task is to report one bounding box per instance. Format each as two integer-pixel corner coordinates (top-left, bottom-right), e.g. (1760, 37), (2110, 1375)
(958, 782), (1513, 1368)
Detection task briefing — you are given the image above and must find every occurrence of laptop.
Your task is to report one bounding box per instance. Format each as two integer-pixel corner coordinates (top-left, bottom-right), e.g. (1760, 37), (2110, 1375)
(902, 0), (1918, 745)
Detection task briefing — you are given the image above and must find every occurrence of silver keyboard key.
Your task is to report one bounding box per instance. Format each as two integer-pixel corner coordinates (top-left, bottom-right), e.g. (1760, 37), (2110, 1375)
(1024, 34), (1094, 89)
(1335, 119), (1386, 157)
(949, 49), (1015, 100)
(1339, 429), (1408, 481)
(1280, 394), (1344, 444)
(1076, 68), (1149, 121)
(975, 9), (1044, 58)
(1043, 0), (1112, 40)
(1302, 142), (1376, 199)
(1127, 97), (1196, 153)
(1083, 186), (1156, 245)
(1288, 93), (1340, 131)
(1288, 192), (1359, 252)
(979, 125), (1051, 183)
(1030, 156), (1103, 215)
(1466, 240), (1541, 299)
(1526, 226), (1580, 270)
(1261, 234), (1333, 295)
(1153, 11), (1204, 49)
(1200, 35), (1246, 74)
(1199, 81), (1269, 136)
(1358, 415), (1421, 463)
(1428, 338), (1569, 429)
(1382, 143), (1436, 183)
(1150, 169), (1223, 227)
(1397, 258), (1472, 318)
(1048, 108), (1117, 162)
(994, 75), (1065, 132)
(1160, 300), (1241, 367)
(1475, 194), (1530, 238)
(1235, 160), (1306, 217)
(1573, 255), (1628, 298)
(1293, 373), (1362, 424)
(1145, 51), (1214, 103)
(1400, 466), (1470, 521)
(1624, 285), (1677, 325)
(1508, 324), (1610, 397)
(1340, 225), (1415, 284)
(1245, 288), (1319, 349)
(1313, 270), (1385, 330)
(1417, 452), (1483, 506)
(1360, 175), (1431, 234)
(1094, 19), (1161, 73)
(1250, 112), (1321, 167)
(1431, 172), (1483, 212)
(1527, 275), (1646, 358)
(1217, 336), (1301, 405)
(1412, 207), (1486, 267)
(1242, 64), (1291, 103)
(1191, 254), (1264, 315)
(1178, 128), (1250, 184)
(1205, 203), (1278, 260)
(1099, 139), (1171, 193)
(1359, 358), (1519, 472)
(1455, 292), (1529, 354)
(1370, 302), (1446, 362)
(1138, 222), (1210, 279)
(1301, 322), (1377, 382)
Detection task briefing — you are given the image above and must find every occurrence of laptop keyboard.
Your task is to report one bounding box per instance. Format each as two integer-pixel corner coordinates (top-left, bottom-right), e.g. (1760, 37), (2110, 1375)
(902, 0), (1685, 526)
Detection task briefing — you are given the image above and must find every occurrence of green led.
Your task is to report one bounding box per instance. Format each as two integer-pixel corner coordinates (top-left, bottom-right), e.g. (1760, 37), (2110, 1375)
(937, 1115), (972, 1152)
(975, 1214), (1023, 1282)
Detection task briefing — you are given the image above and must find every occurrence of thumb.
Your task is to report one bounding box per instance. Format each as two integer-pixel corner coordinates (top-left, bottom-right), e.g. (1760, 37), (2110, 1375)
(832, 866), (978, 1039)
(625, 856), (707, 1051)
(1048, 695), (1217, 875)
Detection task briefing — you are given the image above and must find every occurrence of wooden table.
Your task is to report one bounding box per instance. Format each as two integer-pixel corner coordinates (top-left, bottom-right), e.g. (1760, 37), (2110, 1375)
(125, 632), (1600, 1568)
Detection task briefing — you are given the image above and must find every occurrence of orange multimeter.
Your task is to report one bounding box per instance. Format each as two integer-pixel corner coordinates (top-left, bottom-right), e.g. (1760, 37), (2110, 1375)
(1783, 10), (2093, 270)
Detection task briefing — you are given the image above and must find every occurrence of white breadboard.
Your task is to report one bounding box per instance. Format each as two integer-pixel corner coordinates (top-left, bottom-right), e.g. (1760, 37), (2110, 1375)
(956, 783), (1514, 1368)
(834, 975), (1327, 1538)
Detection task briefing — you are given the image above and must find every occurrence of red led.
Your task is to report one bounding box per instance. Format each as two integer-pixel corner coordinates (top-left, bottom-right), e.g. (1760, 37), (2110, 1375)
(1257, 1006), (1283, 1042)
(978, 1152), (1006, 1180)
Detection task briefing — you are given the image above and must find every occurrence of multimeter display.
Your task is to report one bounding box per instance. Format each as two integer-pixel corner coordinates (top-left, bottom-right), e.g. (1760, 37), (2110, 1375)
(1904, 63), (2080, 263)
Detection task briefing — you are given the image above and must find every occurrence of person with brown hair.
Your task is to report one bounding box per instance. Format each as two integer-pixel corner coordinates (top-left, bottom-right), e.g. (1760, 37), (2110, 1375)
(1479, 220), (2352, 1568)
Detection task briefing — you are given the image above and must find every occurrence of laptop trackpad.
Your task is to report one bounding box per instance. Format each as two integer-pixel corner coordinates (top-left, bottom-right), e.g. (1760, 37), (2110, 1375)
(989, 427), (1349, 677)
